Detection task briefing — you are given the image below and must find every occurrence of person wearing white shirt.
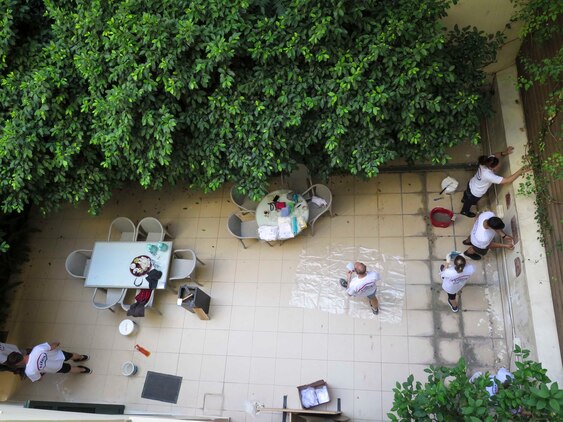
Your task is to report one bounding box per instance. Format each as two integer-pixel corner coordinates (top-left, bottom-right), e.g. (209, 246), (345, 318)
(470, 367), (514, 396)
(6, 341), (91, 381)
(462, 212), (514, 260)
(440, 255), (475, 312)
(0, 342), (21, 364)
(339, 262), (380, 314)
(460, 146), (529, 218)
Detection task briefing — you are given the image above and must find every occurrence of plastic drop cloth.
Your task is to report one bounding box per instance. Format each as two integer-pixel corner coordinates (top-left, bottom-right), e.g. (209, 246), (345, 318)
(289, 245), (405, 322)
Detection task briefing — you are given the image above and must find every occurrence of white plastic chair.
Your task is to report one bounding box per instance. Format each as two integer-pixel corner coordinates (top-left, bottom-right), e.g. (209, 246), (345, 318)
(92, 288), (126, 312)
(65, 250), (92, 279)
(167, 249), (205, 292)
(230, 185), (259, 212)
(281, 164), (313, 195)
(302, 184), (333, 236)
(120, 289), (161, 315)
(108, 217), (136, 241)
(136, 217), (172, 242)
(169, 249), (205, 281)
(226, 212), (264, 249)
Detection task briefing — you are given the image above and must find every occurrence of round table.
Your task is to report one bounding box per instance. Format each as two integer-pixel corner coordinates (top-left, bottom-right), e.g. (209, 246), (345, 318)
(255, 189), (310, 237)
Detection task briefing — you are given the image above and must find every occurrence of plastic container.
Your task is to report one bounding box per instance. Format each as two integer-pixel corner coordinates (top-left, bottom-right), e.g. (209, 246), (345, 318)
(134, 344), (151, 357)
(122, 361), (138, 376)
(441, 177), (459, 194)
(430, 207), (454, 228)
(119, 319), (137, 336)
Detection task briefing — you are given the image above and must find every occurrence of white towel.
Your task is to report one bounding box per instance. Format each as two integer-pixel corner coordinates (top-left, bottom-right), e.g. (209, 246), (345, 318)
(258, 225), (278, 241)
(278, 217), (295, 239)
(311, 196), (327, 207)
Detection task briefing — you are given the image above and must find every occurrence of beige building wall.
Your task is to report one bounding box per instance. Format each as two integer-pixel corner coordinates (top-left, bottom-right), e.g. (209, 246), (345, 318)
(487, 66), (562, 384)
(443, 0), (523, 74)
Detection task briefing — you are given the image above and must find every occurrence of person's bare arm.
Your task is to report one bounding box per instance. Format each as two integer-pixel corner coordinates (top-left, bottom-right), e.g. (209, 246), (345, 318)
(499, 166), (531, 185)
(493, 146), (514, 159)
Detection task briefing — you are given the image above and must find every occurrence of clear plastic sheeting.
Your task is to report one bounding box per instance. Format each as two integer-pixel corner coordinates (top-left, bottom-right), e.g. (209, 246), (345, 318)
(289, 245), (405, 322)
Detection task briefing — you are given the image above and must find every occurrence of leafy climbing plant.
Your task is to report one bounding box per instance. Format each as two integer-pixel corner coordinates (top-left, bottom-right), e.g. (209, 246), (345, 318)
(512, 0), (562, 246)
(389, 346), (563, 421)
(1, 0), (502, 217)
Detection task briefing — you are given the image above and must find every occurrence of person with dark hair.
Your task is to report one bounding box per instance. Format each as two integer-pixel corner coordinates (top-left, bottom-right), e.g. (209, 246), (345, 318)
(462, 212), (514, 260)
(440, 255), (475, 312)
(460, 146), (529, 218)
(339, 262), (381, 315)
(8, 341), (91, 382)
(0, 342), (23, 365)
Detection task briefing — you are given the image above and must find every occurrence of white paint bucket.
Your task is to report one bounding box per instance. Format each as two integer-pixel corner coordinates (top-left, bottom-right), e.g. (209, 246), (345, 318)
(122, 361), (137, 377)
(441, 177), (459, 194)
(119, 319), (137, 336)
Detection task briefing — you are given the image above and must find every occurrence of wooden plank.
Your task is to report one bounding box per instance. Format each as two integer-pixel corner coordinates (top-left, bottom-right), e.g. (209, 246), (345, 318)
(259, 407), (341, 415)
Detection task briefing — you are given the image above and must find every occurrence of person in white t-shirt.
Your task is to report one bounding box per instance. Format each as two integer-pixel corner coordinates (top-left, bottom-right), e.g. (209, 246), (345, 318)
(339, 262), (380, 314)
(470, 367), (514, 397)
(460, 146), (529, 218)
(0, 342), (22, 365)
(462, 212), (514, 260)
(6, 341), (91, 382)
(440, 255), (475, 312)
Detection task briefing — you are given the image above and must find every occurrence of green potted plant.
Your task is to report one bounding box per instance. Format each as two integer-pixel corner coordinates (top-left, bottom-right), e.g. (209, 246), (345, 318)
(389, 346), (563, 421)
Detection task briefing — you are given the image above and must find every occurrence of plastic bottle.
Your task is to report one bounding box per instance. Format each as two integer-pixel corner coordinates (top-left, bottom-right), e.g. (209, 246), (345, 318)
(135, 344), (151, 357)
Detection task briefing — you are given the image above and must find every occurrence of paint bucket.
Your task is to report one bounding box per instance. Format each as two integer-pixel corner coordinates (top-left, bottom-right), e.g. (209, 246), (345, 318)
(122, 361), (138, 377)
(430, 207), (454, 228)
(440, 177), (459, 194)
(119, 319), (137, 336)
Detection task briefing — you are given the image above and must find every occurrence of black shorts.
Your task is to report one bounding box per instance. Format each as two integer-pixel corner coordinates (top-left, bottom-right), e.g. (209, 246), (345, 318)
(57, 363), (71, 373)
(471, 244), (489, 255)
(56, 351), (74, 373)
(447, 293), (457, 300)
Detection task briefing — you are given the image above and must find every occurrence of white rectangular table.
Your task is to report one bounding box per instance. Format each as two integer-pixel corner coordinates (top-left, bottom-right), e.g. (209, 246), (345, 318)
(85, 241), (173, 289)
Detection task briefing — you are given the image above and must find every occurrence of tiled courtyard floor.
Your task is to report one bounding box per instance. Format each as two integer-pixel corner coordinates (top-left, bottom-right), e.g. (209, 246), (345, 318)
(5, 171), (510, 421)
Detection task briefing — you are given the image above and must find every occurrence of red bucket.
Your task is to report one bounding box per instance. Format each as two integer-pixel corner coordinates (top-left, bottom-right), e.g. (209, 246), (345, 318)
(430, 207), (454, 228)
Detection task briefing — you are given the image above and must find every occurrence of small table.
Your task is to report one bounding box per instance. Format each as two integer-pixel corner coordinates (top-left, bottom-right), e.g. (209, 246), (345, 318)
(85, 241), (173, 289)
(256, 189), (310, 238)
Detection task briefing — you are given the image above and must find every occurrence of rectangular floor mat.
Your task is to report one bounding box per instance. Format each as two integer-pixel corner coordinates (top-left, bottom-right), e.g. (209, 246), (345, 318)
(141, 371), (183, 404)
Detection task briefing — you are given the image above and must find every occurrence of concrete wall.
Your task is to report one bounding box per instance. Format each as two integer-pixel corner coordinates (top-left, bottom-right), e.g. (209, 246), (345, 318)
(442, 0), (523, 74)
(487, 66), (563, 383)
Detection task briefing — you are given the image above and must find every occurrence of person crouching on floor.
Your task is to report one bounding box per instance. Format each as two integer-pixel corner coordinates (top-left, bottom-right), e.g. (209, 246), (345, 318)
(463, 212), (514, 261)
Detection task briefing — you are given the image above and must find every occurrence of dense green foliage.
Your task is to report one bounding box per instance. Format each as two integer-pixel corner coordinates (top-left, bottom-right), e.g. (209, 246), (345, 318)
(1, 0), (501, 215)
(513, 0), (562, 246)
(389, 347), (563, 421)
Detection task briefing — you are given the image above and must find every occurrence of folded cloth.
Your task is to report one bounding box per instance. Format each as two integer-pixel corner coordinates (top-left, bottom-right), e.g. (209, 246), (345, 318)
(278, 217), (295, 239)
(311, 196), (327, 207)
(127, 300), (148, 317)
(258, 225), (278, 241)
(146, 269), (162, 289)
(135, 289), (152, 302)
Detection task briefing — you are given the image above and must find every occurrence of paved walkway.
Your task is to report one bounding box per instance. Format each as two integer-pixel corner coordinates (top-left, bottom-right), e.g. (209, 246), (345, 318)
(5, 171), (509, 421)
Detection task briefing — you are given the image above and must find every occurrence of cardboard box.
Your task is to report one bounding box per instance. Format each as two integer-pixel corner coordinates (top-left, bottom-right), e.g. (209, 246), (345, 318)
(297, 379), (330, 409)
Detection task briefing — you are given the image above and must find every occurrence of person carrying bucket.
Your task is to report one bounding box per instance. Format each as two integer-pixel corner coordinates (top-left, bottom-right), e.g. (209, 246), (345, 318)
(460, 146), (530, 218)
